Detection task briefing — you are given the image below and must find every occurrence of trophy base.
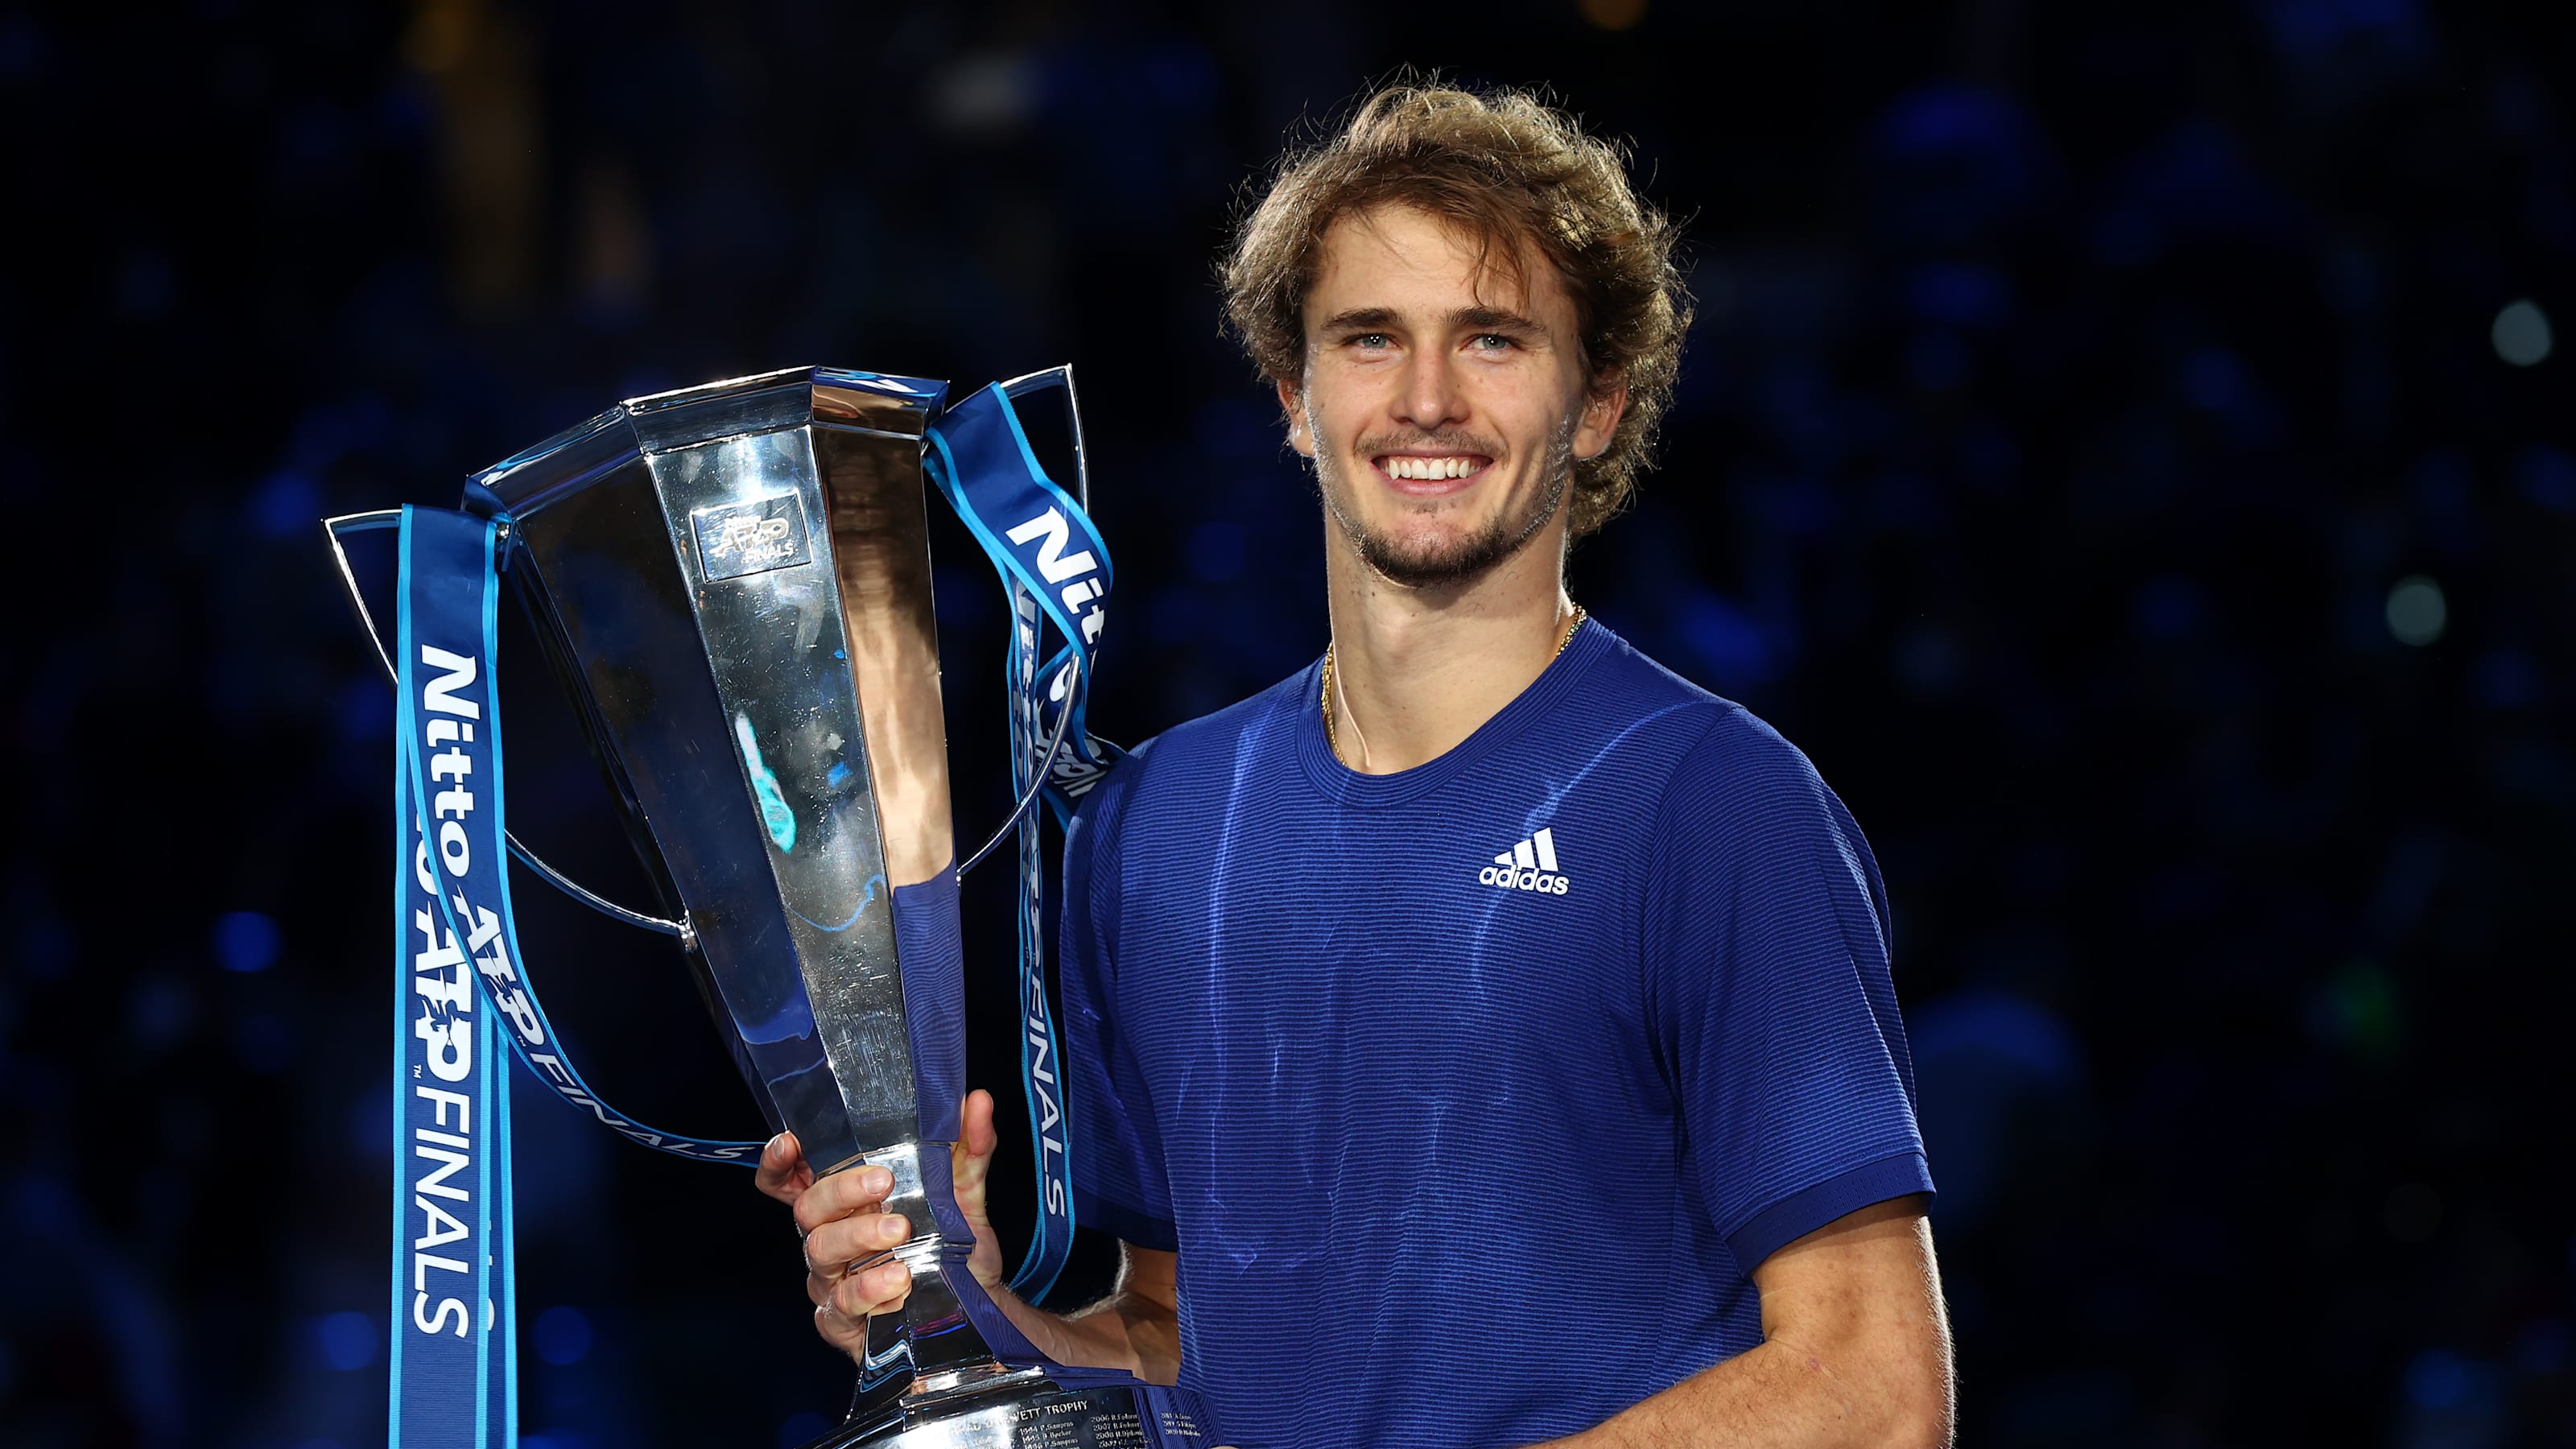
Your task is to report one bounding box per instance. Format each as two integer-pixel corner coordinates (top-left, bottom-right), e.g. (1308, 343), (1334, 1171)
(799, 1379), (1212, 1449)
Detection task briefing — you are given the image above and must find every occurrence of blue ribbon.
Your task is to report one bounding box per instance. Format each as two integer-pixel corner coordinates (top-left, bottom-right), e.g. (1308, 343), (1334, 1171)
(386, 507), (759, 1449)
(390, 507), (518, 1449)
(925, 378), (1122, 1303)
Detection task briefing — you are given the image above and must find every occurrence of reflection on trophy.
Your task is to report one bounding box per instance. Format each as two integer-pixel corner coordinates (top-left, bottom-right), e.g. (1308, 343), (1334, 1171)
(442, 366), (1204, 1447)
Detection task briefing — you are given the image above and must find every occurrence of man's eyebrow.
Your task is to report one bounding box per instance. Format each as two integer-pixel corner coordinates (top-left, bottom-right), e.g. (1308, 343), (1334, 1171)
(1451, 306), (1546, 336)
(1318, 307), (1399, 333)
(1315, 305), (1548, 336)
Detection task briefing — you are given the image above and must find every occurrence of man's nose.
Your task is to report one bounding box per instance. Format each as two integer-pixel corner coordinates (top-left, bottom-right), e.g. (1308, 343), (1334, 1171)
(1393, 350), (1468, 431)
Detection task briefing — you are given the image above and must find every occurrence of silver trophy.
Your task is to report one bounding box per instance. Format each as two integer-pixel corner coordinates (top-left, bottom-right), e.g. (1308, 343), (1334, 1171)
(372, 367), (1205, 1447)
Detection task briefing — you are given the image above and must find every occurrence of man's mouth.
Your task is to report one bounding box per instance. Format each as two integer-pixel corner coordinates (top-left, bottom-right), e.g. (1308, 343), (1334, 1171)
(1372, 453), (1493, 485)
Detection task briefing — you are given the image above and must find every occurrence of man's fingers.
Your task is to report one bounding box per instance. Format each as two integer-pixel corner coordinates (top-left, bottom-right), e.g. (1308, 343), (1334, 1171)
(812, 1302), (868, 1352)
(802, 1212), (914, 1274)
(950, 1089), (1006, 1288)
(803, 1259), (905, 1308)
(830, 1260), (915, 1319)
(779, 1142), (912, 1361)
(813, 1302), (866, 1352)
(791, 1163), (897, 1237)
(809, 1256), (912, 1357)
(952, 1089), (997, 1204)
(755, 1133), (811, 1204)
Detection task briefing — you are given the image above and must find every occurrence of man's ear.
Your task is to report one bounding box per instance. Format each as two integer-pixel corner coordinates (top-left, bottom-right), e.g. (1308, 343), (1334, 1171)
(1573, 369), (1629, 461)
(1276, 377), (1316, 458)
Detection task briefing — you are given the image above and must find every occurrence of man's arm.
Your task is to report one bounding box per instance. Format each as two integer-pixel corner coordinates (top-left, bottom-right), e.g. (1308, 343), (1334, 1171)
(997, 1239), (1183, 1385)
(758, 1088), (1184, 1385)
(1546, 1197), (1952, 1449)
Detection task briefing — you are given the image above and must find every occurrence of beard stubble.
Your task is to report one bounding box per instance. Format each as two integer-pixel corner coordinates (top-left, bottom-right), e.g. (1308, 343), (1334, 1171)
(1311, 410), (1579, 590)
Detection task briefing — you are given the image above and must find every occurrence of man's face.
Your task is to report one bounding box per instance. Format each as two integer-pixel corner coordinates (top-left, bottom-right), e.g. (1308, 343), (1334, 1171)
(1281, 204), (1624, 590)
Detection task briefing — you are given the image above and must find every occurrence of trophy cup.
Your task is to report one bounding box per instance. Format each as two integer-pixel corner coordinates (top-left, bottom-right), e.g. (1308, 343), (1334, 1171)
(347, 366), (1206, 1448)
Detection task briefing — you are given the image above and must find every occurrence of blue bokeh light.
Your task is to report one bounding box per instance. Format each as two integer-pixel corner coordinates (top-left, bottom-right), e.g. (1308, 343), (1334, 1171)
(251, 470), (324, 540)
(2131, 576), (2210, 642)
(2182, 349), (2250, 413)
(337, 675), (394, 742)
(214, 910), (283, 973)
(777, 1411), (832, 1448)
(16, 916), (73, 982)
(2404, 1348), (2467, 1410)
(1679, 592), (1780, 687)
(1903, 332), (1970, 393)
(2515, 1319), (2570, 1375)
(232, 1011), (292, 1074)
(2516, 445), (2576, 514)
(316, 1311), (376, 1372)
(1187, 520), (1245, 583)
(1904, 263), (2014, 328)
(2473, 650), (2537, 711)
(533, 1305), (593, 1366)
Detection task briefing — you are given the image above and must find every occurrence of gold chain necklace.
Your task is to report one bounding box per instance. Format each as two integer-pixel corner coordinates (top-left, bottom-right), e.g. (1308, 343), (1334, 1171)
(1321, 605), (1586, 766)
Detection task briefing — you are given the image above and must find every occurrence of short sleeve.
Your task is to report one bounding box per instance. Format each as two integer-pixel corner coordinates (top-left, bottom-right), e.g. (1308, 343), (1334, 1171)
(1647, 710), (1934, 1273)
(1057, 750), (1180, 1252)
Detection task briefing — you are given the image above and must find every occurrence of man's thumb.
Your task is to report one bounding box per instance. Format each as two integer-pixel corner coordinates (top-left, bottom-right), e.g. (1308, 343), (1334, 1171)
(962, 1088), (1001, 1160)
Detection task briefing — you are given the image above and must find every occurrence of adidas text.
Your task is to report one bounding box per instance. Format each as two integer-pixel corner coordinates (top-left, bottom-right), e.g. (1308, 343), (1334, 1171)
(1478, 827), (1571, 896)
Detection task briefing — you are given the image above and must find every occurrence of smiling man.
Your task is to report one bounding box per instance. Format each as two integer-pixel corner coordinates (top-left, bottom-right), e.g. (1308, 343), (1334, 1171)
(762, 83), (1954, 1447)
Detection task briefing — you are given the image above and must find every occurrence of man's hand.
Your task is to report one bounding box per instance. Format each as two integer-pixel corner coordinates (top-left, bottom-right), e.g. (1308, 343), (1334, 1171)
(754, 1090), (1012, 1356)
(755, 1088), (1181, 1381)
(757, 1135), (912, 1355)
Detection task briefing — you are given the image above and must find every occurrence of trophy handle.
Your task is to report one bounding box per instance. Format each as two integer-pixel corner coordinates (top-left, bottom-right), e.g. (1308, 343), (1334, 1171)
(956, 667), (1075, 877)
(321, 509), (691, 940)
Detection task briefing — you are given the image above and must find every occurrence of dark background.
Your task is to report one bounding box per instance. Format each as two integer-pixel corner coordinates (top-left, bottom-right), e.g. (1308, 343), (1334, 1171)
(4, 0), (2572, 1444)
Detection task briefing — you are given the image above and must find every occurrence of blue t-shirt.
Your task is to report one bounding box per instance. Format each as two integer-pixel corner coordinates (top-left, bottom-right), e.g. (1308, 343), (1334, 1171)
(1059, 621), (1932, 1448)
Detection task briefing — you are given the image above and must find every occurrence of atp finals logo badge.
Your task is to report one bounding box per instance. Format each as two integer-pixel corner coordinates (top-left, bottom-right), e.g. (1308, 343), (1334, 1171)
(691, 493), (813, 581)
(1479, 826), (1571, 896)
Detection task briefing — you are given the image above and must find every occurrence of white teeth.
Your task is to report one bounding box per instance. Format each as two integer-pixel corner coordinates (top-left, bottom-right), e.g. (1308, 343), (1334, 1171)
(1383, 456), (1481, 480)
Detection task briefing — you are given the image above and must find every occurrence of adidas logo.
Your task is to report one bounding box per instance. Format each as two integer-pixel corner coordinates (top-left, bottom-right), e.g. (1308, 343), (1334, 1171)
(1477, 827), (1571, 896)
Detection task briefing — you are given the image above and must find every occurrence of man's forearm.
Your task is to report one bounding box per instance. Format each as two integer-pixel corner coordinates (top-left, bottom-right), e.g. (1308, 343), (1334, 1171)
(981, 1280), (1183, 1385)
(1540, 1334), (1943, 1449)
(1541, 1321), (1951, 1449)
(1540, 1200), (1952, 1447)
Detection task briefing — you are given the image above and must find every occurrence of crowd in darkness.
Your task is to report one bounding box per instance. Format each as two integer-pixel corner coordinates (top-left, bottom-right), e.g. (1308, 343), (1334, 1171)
(2, 1), (2570, 1445)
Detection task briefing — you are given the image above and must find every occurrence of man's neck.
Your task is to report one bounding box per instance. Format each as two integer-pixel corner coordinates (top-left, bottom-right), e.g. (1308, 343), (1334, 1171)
(1322, 527), (1579, 776)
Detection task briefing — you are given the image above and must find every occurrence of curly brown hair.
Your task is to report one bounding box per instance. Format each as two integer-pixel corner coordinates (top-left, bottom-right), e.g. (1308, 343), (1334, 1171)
(1224, 81), (1691, 539)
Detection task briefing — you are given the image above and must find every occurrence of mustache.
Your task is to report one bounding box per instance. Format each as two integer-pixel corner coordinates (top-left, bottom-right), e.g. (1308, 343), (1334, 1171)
(1352, 431), (1505, 460)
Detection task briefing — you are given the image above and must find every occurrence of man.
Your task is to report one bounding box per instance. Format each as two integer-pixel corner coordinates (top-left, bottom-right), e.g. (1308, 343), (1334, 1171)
(760, 83), (1953, 1447)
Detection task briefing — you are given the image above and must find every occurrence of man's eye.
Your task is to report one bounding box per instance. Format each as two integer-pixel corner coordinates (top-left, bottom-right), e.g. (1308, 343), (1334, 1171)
(1349, 332), (1392, 349)
(1470, 333), (1517, 352)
